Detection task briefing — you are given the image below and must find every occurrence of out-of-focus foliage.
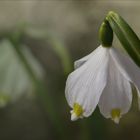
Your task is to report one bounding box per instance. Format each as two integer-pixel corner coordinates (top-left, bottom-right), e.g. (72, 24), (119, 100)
(25, 27), (72, 75)
(0, 26), (72, 139)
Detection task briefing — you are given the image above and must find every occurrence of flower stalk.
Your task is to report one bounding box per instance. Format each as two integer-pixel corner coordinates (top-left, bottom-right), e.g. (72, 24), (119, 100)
(8, 29), (67, 140)
(106, 11), (140, 67)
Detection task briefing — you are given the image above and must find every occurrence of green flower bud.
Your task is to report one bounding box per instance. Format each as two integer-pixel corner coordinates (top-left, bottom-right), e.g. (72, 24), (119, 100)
(99, 19), (113, 47)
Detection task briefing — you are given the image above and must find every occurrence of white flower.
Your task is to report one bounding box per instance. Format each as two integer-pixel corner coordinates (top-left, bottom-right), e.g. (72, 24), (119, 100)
(65, 45), (140, 123)
(0, 39), (44, 107)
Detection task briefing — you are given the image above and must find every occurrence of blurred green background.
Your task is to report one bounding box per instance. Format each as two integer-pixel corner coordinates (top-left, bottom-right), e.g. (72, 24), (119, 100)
(0, 0), (140, 140)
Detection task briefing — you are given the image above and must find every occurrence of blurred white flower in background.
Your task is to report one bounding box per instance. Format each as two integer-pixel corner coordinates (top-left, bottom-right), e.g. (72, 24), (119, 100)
(0, 39), (44, 107)
(65, 45), (140, 123)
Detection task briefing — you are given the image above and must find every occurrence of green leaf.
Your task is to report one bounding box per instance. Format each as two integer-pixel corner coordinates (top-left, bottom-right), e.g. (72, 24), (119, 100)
(107, 11), (140, 67)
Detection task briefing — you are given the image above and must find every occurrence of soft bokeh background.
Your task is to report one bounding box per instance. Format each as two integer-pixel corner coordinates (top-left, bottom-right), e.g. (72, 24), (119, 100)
(0, 0), (140, 140)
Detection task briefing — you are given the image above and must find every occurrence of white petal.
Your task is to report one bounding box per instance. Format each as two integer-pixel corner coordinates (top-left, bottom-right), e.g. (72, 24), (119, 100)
(109, 48), (140, 107)
(98, 55), (132, 119)
(113, 117), (120, 124)
(0, 39), (44, 106)
(65, 46), (109, 117)
(70, 111), (79, 121)
(74, 46), (102, 69)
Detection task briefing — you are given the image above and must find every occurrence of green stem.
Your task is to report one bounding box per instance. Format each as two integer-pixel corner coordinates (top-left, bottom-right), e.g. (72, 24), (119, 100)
(107, 11), (140, 66)
(24, 27), (72, 75)
(9, 33), (66, 139)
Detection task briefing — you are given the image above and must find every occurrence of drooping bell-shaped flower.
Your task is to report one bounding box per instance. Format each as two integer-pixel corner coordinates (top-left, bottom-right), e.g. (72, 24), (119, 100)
(0, 39), (44, 107)
(65, 20), (140, 123)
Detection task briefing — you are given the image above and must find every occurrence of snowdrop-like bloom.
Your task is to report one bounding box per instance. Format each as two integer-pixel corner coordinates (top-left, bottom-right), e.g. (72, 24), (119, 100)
(65, 45), (140, 123)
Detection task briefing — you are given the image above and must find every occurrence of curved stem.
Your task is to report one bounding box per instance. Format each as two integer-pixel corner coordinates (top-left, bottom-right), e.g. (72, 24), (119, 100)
(9, 32), (67, 139)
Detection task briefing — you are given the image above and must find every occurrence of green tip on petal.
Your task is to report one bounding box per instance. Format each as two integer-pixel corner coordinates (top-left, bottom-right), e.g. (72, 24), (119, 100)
(111, 108), (121, 124)
(0, 94), (10, 107)
(70, 103), (83, 121)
